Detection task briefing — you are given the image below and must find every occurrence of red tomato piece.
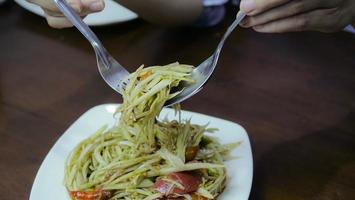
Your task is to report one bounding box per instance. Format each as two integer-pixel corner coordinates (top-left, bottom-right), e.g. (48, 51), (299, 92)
(154, 172), (202, 195)
(69, 190), (111, 200)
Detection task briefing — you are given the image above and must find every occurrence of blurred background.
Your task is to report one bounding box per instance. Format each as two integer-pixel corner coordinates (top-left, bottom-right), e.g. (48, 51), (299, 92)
(0, 1), (355, 200)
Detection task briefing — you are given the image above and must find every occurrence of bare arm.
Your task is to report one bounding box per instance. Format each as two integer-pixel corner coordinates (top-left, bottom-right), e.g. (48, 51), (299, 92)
(116, 0), (203, 26)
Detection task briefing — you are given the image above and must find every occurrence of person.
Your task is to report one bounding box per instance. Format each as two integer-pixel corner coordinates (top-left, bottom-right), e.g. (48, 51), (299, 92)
(25, 0), (204, 28)
(27, 0), (355, 33)
(239, 0), (355, 33)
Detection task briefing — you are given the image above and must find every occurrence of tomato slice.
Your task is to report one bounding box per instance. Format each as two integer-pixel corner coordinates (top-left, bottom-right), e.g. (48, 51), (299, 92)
(69, 190), (111, 200)
(154, 172), (202, 195)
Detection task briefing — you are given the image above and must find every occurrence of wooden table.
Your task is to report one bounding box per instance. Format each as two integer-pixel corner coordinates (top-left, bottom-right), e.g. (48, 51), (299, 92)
(1, 1), (354, 200)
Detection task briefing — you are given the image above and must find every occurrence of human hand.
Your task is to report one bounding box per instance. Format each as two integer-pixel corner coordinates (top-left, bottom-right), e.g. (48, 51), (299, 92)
(26, 0), (105, 28)
(239, 0), (355, 33)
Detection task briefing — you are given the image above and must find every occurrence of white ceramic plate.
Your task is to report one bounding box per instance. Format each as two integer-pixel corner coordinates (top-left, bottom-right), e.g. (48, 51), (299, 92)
(14, 0), (137, 26)
(30, 104), (253, 200)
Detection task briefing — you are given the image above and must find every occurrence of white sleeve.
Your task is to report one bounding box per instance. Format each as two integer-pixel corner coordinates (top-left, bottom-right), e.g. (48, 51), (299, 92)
(195, 0), (228, 27)
(203, 0), (229, 6)
(196, 0), (242, 27)
(344, 25), (355, 34)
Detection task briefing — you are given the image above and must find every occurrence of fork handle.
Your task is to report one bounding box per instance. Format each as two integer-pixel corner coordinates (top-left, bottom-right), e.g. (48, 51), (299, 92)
(53, 0), (110, 66)
(216, 12), (246, 55)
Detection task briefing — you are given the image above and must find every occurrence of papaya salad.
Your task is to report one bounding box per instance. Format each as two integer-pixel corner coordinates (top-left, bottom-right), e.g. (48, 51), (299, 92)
(64, 63), (239, 200)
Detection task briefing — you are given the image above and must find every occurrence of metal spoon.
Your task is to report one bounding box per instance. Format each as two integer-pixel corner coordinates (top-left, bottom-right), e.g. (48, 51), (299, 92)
(53, 0), (130, 93)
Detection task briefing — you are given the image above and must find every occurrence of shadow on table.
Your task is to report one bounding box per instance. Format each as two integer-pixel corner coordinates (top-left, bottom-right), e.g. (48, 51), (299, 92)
(250, 110), (355, 200)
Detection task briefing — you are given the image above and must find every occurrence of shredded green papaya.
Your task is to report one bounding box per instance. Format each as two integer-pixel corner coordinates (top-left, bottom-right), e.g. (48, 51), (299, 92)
(64, 62), (239, 200)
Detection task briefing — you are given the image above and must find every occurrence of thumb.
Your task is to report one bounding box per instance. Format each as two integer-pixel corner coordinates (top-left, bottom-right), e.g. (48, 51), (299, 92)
(239, 0), (257, 15)
(79, 0), (105, 13)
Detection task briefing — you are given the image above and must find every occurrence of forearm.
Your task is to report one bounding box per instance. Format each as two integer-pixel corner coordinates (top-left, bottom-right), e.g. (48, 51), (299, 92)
(115, 0), (203, 26)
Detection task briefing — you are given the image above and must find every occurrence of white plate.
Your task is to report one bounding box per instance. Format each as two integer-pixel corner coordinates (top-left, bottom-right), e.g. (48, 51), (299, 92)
(30, 104), (253, 200)
(14, 0), (138, 26)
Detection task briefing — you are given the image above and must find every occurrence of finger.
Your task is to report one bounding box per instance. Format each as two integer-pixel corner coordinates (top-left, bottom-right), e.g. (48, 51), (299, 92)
(28, 0), (104, 16)
(43, 7), (85, 17)
(43, 0), (103, 18)
(46, 17), (72, 29)
(240, 0), (337, 28)
(27, 0), (59, 11)
(81, 0), (105, 13)
(45, 14), (77, 29)
(240, 0), (291, 16)
(252, 8), (342, 33)
(27, 0), (81, 13)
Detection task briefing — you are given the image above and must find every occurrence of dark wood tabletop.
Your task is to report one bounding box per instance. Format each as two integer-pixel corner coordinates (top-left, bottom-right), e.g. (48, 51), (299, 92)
(1, 1), (355, 200)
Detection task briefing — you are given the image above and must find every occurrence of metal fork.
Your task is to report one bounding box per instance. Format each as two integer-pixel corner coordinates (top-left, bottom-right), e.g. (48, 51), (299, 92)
(54, 0), (130, 93)
(165, 12), (246, 106)
(55, 0), (245, 106)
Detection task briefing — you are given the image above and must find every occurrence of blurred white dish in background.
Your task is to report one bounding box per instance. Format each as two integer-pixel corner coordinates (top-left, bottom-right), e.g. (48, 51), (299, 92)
(14, 0), (138, 26)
